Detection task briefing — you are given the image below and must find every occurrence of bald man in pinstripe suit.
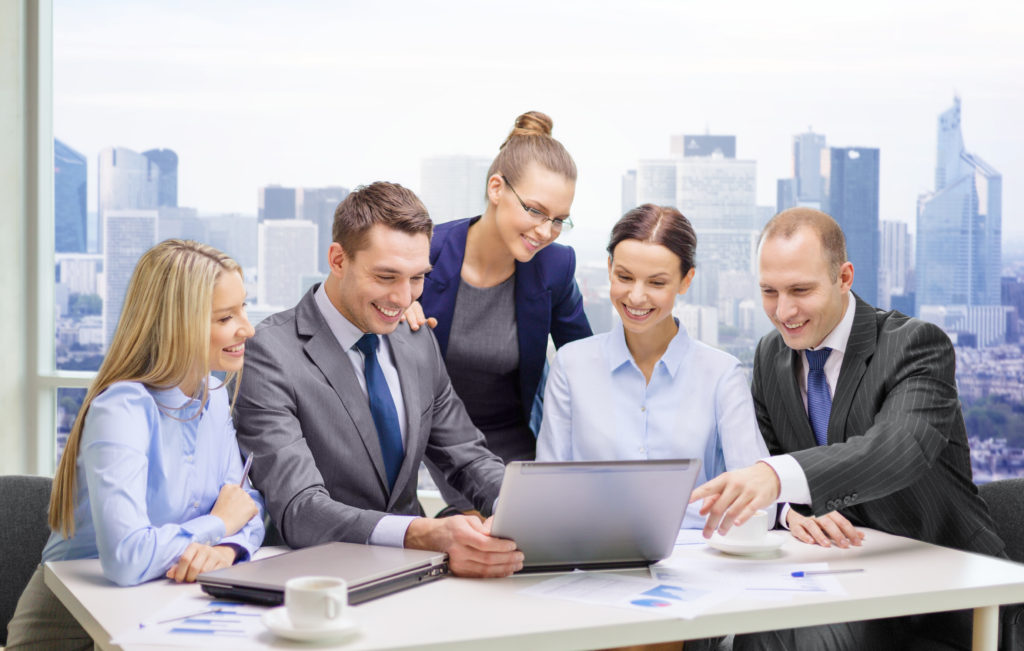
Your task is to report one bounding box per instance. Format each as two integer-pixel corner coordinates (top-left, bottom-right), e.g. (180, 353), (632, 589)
(691, 208), (1002, 650)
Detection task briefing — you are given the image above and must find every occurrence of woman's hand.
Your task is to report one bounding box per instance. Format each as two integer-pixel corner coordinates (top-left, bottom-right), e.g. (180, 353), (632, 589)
(401, 301), (437, 331)
(165, 543), (236, 583)
(210, 483), (259, 536)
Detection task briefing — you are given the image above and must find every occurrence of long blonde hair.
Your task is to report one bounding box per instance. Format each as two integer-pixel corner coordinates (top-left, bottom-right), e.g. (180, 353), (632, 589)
(50, 239), (243, 537)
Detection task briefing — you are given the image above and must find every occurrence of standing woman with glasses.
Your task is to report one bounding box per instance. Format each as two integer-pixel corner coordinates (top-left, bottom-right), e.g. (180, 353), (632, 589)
(412, 111), (592, 514)
(6, 240), (264, 650)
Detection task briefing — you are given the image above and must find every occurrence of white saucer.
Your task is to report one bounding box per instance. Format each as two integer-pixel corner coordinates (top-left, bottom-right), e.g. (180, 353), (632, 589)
(708, 531), (787, 556)
(262, 606), (359, 642)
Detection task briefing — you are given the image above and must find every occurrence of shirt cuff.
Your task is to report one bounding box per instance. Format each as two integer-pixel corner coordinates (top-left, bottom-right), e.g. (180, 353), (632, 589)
(760, 455), (811, 505)
(368, 515), (417, 548)
(778, 503), (792, 529)
(180, 514), (226, 547)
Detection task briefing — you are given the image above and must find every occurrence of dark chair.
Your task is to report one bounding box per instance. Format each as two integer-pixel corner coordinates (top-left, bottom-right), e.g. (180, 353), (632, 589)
(0, 475), (53, 646)
(978, 478), (1024, 651)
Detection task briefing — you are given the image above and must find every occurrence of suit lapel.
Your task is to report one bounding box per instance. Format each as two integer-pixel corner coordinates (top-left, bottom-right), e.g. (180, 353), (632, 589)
(385, 329), (422, 510)
(829, 296), (877, 444)
(423, 219), (472, 357)
(775, 345), (817, 449)
(514, 259), (551, 409)
(296, 292), (389, 492)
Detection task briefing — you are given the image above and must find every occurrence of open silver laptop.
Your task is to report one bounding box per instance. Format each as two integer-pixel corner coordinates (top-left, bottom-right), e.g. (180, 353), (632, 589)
(198, 542), (448, 605)
(491, 459), (700, 573)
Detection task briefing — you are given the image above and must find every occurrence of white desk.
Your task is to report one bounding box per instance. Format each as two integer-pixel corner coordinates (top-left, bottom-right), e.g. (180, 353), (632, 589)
(45, 529), (1024, 650)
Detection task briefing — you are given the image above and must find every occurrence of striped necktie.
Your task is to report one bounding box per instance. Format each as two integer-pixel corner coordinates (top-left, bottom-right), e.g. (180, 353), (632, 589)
(805, 347), (833, 447)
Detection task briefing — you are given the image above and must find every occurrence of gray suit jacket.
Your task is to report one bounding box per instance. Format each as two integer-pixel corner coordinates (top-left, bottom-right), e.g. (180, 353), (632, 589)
(752, 295), (1004, 556)
(234, 286), (505, 548)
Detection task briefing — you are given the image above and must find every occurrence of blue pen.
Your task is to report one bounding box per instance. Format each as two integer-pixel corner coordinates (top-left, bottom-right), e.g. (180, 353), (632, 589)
(239, 451), (254, 487)
(792, 569), (864, 578)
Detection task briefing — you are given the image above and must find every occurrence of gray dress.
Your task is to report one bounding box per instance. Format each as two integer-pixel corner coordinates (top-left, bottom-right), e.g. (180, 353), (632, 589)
(427, 276), (534, 511)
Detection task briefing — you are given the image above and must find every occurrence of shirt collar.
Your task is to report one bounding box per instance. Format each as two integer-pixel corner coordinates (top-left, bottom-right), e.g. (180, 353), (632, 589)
(811, 293), (855, 354)
(605, 318), (691, 379)
(314, 282), (366, 351)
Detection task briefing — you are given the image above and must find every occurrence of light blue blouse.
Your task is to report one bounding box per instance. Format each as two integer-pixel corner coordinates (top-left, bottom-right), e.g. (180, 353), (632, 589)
(42, 378), (265, 586)
(536, 321), (768, 528)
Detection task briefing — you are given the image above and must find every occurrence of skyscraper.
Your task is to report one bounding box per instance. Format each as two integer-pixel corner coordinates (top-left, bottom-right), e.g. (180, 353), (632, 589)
(103, 209), (158, 347)
(259, 185), (297, 221)
(671, 134), (736, 159)
(917, 98), (1002, 310)
(142, 148), (179, 207)
(257, 219), (318, 308)
(635, 160), (677, 208)
(621, 169), (637, 214)
(419, 156), (490, 225)
(297, 186), (349, 273)
(880, 220), (913, 310)
(776, 130), (827, 212)
(54, 138), (87, 253)
(827, 147), (880, 305)
(98, 147), (160, 227)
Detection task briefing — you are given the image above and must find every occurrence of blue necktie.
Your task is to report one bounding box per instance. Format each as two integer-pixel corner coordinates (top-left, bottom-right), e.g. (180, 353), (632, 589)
(806, 347), (833, 447)
(354, 334), (404, 490)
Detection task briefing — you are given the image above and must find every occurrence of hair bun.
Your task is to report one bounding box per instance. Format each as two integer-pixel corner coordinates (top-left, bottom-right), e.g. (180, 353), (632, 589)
(500, 111), (553, 149)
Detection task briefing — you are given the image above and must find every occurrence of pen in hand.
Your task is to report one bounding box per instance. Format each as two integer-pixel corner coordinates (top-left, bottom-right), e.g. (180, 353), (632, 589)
(239, 451), (254, 487)
(792, 569), (864, 577)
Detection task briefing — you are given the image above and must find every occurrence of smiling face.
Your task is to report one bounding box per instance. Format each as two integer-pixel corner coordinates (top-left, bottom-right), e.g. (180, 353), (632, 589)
(488, 162), (575, 262)
(326, 223), (431, 334)
(758, 227), (854, 350)
(608, 239), (695, 338)
(208, 270), (254, 375)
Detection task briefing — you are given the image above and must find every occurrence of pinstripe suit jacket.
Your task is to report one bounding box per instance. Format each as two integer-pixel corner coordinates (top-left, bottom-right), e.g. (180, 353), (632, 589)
(752, 295), (1004, 556)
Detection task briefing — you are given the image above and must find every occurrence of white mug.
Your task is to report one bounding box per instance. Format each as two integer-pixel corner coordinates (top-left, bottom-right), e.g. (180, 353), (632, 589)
(723, 509), (770, 544)
(284, 576), (348, 629)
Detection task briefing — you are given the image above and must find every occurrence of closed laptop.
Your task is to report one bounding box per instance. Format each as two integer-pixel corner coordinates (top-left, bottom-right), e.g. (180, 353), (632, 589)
(491, 459), (700, 573)
(198, 541), (448, 605)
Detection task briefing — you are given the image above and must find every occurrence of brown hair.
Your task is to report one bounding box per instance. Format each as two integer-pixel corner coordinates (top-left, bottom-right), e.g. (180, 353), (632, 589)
(332, 181), (433, 254)
(607, 204), (697, 276)
(760, 207), (847, 281)
(486, 111), (577, 185)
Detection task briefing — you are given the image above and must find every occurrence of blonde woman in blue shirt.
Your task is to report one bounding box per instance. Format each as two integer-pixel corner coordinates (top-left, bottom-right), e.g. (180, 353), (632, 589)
(7, 240), (265, 650)
(537, 205), (768, 528)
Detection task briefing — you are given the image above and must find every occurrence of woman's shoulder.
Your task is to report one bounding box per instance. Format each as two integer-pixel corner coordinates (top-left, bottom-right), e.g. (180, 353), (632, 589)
(686, 337), (744, 374)
(555, 330), (609, 364)
(90, 380), (157, 410)
(82, 381), (161, 443)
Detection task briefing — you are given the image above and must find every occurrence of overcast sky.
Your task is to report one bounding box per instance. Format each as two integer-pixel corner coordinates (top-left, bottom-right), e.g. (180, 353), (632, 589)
(54, 0), (1024, 258)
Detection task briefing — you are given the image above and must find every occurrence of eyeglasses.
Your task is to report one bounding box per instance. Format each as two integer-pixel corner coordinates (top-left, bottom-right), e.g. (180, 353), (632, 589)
(502, 175), (573, 232)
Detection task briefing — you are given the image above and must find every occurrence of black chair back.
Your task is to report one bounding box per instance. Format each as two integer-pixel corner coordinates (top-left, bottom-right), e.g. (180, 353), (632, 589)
(0, 475), (53, 646)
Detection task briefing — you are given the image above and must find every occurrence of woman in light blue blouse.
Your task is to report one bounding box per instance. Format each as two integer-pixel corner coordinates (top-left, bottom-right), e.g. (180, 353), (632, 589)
(7, 240), (265, 650)
(537, 205), (768, 528)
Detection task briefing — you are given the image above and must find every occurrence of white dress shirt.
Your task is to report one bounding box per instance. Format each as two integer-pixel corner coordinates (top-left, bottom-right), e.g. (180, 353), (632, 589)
(763, 295), (855, 524)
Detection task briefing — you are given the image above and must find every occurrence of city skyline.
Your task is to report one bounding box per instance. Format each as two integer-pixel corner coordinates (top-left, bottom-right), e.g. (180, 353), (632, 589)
(53, 0), (1024, 247)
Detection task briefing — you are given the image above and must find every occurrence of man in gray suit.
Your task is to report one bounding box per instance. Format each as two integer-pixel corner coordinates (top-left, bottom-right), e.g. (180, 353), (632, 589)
(691, 208), (1002, 649)
(235, 182), (523, 578)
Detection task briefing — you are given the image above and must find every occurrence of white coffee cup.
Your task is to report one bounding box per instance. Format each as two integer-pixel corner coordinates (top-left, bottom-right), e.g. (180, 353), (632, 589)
(722, 509), (770, 544)
(284, 576), (348, 629)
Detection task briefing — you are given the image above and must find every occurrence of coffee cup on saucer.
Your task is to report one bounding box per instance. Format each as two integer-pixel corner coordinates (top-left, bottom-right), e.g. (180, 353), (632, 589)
(723, 509), (770, 544)
(284, 576), (348, 630)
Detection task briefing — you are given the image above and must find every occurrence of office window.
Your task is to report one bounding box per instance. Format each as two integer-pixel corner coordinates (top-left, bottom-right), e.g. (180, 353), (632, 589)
(43, 1), (1023, 480)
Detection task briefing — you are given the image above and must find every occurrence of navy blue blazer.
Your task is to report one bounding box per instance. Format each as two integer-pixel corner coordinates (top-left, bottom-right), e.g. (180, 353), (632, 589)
(421, 217), (593, 426)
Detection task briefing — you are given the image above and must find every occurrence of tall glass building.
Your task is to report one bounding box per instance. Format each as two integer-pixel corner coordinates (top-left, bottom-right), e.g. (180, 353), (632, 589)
(916, 98), (1002, 310)
(827, 147), (880, 306)
(54, 138), (87, 253)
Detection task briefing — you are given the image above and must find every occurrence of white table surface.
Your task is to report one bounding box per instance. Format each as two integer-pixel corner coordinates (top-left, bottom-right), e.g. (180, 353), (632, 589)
(44, 529), (1024, 651)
